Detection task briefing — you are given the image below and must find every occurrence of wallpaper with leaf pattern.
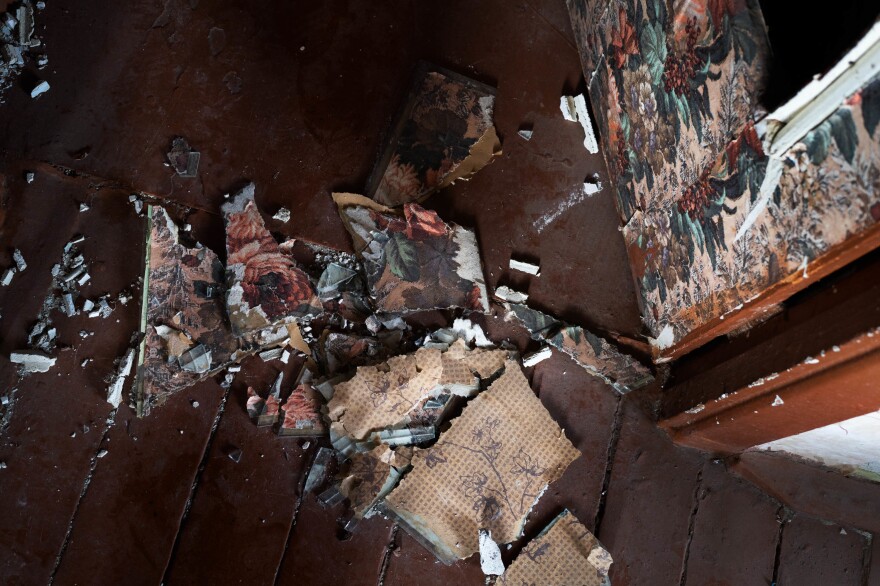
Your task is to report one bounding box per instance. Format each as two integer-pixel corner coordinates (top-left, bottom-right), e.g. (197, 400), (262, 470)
(567, 0), (880, 352)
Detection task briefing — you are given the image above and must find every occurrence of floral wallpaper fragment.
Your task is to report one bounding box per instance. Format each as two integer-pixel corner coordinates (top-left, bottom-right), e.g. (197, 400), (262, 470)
(333, 193), (490, 315)
(384, 361), (580, 564)
(222, 183), (322, 337)
(567, 0), (880, 355)
(135, 206), (237, 416)
(500, 510), (612, 586)
(368, 63), (500, 206)
(506, 303), (653, 391)
(279, 383), (326, 436)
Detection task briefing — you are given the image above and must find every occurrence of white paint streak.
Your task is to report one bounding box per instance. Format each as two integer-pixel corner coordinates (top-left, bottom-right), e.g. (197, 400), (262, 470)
(533, 182), (601, 234)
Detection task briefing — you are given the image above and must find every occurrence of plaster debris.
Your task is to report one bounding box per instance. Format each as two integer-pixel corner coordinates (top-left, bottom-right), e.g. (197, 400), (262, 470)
(167, 137), (200, 177)
(501, 510), (612, 586)
(685, 403), (706, 415)
(479, 530), (505, 576)
(522, 346), (552, 367)
(24, 171), (34, 184)
(304, 447), (335, 493)
(97, 449), (108, 459)
(12, 249), (26, 272)
(384, 362), (580, 563)
(560, 93), (599, 154)
(771, 395), (784, 407)
(1, 267), (14, 286)
(272, 207), (291, 223)
(0, 1), (47, 102)
(328, 338), (508, 447)
(509, 258), (540, 276)
(10, 351), (56, 373)
(128, 194), (143, 215)
(506, 304), (653, 391)
(0, 461), (6, 469)
(88, 297), (112, 319)
(493, 285), (528, 304)
(367, 63), (500, 206)
(258, 347), (283, 362)
(29, 79), (48, 98)
(107, 348), (136, 408)
(517, 128), (533, 141)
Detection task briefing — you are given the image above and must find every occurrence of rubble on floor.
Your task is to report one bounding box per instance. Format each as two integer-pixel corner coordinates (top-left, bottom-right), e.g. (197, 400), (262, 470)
(327, 338), (508, 448)
(367, 62), (501, 206)
(506, 303), (653, 392)
(222, 183), (322, 337)
(333, 194), (490, 315)
(383, 361), (581, 563)
(135, 205), (237, 415)
(499, 510), (612, 586)
(9, 350), (55, 374)
(0, 0), (47, 102)
(560, 93), (599, 155)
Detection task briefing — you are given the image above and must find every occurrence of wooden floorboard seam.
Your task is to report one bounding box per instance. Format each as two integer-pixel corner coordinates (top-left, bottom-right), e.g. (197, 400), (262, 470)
(160, 386), (231, 584)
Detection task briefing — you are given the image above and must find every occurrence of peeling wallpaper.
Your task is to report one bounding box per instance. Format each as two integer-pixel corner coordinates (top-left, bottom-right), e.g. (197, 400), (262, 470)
(567, 0), (880, 354)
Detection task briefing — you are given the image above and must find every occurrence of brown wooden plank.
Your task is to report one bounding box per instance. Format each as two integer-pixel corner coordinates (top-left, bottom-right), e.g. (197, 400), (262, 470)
(732, 450), (880, 534)
(276, 495), (394, 586)
(684, 463), (781, 586)
(0, 166), (144, 585)
(777, 515), (870, 586)
(163, 361), (313, 585)
(52, 380), (224, 586)
(665, 328), (880, 454)
(597, 399), (705, 585)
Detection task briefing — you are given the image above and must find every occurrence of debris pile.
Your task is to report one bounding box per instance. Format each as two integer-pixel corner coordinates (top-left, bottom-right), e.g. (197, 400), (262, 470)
(0, 1), (48, 101)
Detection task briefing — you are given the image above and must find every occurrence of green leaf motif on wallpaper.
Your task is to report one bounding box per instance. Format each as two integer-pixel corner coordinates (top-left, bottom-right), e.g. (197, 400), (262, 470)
(385, 232), (420, 282)
(639, 21), (667, 85)
(804, 108), (859, 166)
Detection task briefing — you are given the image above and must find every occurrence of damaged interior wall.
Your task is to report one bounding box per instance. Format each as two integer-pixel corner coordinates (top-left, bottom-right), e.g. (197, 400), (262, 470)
(566, 0), (880, 360)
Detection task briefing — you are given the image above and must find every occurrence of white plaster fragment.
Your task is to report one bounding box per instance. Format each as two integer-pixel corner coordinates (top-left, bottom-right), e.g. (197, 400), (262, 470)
(517, 129), (533, 141)
(12, 249), (26, 272)
(509, 258), (540, 276)
(772, 395), (784, 407)
(522, 346), (552, 367)
(1, 267), (15, 286)
(650, 324), (675, 350)
(452, 318), (493, 348)
(493, 285), (528, 304)
(478, 529), (505, 576)
(10, 351), (55, 373)
(560, 94), (599, 154)
(107, 349), (135, 408)
(273, 207), (291, 223)
(30, 80), (50, 98)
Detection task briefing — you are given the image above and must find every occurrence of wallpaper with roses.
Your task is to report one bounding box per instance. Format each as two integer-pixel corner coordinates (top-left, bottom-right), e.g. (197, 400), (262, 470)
(567, 0), (880, 355)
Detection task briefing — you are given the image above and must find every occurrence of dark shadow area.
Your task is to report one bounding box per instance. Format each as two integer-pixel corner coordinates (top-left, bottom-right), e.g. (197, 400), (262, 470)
(759, 0), (880, 110)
